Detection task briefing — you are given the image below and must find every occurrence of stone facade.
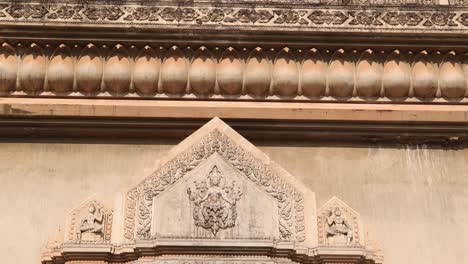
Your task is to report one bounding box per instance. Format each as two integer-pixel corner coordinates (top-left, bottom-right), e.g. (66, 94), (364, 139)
(39, 118), (381, 264)
(0, 0), (467, 264)
(2, 131), (468, 264)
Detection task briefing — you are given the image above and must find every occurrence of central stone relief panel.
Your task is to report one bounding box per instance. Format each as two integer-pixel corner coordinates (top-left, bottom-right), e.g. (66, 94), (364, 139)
(152, 153), (279, 240)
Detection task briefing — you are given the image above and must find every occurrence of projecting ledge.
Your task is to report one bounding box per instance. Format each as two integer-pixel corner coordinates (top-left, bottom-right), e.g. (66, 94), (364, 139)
(2, 98), (468, 123)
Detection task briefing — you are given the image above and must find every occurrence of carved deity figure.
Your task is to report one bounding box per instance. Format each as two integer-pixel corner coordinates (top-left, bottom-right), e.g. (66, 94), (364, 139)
(326, 207), (353, 245)
(77, 204), (104, 241)
(187, 165), (243, 235)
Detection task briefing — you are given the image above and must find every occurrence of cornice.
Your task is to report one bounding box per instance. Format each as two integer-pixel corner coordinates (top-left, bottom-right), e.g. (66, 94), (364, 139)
(1, 99), (468, 145)
(0, 1), (467, 141)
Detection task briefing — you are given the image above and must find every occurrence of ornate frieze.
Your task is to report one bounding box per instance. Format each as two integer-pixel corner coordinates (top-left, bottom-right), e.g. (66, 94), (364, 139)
(0, 2), (466, 29)
(1, 43), (467, 102)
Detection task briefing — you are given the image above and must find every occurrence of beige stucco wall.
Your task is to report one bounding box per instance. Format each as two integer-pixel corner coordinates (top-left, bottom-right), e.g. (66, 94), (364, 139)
(0, 138), (467, 264)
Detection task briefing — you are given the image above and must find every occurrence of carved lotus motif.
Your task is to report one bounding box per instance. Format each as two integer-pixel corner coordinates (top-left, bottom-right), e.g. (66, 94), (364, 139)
(187, 165), (243, 235)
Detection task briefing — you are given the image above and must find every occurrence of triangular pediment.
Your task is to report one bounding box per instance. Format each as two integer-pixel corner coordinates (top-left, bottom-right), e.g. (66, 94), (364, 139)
(41, 118), (382, 264)
(317, 196), (363, 247)
(123, 117), (317, 247)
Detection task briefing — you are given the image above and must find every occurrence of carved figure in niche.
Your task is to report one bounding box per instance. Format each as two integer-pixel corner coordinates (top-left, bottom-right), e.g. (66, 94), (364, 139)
(326, 207), (353, 245)
(77, 204), (104, 241)
(187, 165), (243, 235)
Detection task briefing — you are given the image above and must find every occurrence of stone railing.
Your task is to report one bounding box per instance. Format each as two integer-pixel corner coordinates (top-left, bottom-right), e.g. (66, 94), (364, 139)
(1, 43), (467, 102)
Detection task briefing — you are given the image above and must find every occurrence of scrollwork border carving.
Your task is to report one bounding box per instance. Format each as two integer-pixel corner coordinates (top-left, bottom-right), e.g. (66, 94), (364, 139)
(0, 2), (466, 30)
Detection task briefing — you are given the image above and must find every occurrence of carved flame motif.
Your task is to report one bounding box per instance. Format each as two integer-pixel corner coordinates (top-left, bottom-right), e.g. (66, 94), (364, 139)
(187, 165), (243, 235)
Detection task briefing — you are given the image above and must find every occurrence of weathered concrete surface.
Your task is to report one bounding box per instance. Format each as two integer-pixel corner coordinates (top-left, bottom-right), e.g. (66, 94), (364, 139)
(0, 139), (467, 264)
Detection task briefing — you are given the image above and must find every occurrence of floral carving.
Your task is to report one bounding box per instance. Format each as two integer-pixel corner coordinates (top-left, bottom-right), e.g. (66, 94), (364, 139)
(187, 165), (243, 235)
(294, 193), (305, 242)
(353, 0), (371, 4)
(160, 7), (198, 22)
(308, 11), (348, 25)
(449, 0), (466, 5)
(387, 0), (404, 4)
(197, 8), (228, 24)
(233, 9), (274, 23)
(84, 6), (124, 21)
(124, 7), (159, 21)
(423, 12), (457, 27)
(7, 4), (48, 19)
(274, 10), (308, 24)
(349, 12), (383, 26)
(420, 0), (436, 4)
(322, 0), (341, 4)
(457, 13), (468, 26)
(381, 12), (423, 26)
(124, 129), (305, 242)
(0, 3), (464, 29)
(0, 4), (8, 17)
(47, 6), (82, 20)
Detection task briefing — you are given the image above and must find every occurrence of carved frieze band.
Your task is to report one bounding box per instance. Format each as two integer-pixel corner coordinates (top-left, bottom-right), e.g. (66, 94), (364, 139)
(1, 42), (467, 102)
(124, 129), (305, 243)
(0, 2), (467, 29)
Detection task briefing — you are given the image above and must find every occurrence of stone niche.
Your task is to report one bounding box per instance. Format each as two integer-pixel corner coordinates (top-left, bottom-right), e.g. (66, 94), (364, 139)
(41, 118), (383, 264)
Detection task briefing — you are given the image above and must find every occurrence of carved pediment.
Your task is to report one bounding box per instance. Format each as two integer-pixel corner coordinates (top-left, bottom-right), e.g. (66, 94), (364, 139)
(42, 118), (382, 264)
(124, 118), (316, 247)
(66, 199), (113, 244)
(317, 196), (384, 263)
(317, 196), (362, 247)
